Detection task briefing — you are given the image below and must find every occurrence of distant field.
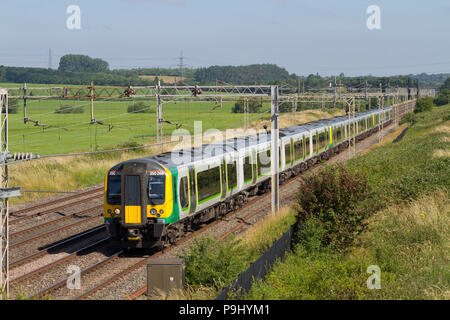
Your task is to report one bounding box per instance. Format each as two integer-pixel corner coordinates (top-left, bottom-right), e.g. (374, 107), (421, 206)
(137, 75), (185, 84)
(7, 98), (271, 155)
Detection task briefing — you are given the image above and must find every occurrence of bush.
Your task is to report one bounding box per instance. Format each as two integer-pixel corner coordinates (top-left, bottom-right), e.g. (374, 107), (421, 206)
(127, 101), (155, 113)
(295, 165), (370, 250)
(1, 98), (19, 114)
(54, 105), (84, 114)
(232, 99), (263, 113)
(414, 97), (434, 113)
(178, 237), (250, 290)
(399, 112), (416, 125)
(433, 89), (449, 106)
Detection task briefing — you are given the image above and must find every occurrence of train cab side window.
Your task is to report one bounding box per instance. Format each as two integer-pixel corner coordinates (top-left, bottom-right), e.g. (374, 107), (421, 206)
(107, 175), (121, 205)
(179, 176), (189, 210)
(243, 155), (252, 183)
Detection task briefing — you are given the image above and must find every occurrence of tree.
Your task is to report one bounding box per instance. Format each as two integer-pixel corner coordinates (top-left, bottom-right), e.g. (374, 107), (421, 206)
(414, 97), (434, 113)
(5, 98), (19, 114)
(232, 98), (263, 113)
(127, 101), (155, 113)
(440, 77), (450, 90)
(434, 89), (449, 106)
(58, 54), (109, 73)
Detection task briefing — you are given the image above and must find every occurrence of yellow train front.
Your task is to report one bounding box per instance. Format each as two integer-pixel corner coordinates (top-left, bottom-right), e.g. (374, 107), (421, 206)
(104, 158), (175, 249)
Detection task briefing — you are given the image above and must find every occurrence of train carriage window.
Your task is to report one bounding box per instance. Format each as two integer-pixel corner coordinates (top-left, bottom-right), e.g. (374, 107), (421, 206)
(313, 134), (318, 152)
(107, 175), (121, 205)
(293, 139), (303, 160)
(336, 126), (342, 142)
(257, 150), (271, 176)
(227, 159), (238, 190)
(305, 137), (310, 156)
(243, 155), (252, 183)
(179, 176), (189, 210)
(285, 142), (292, 164)
(148, 175), (165, 205)
(197, 166), (221, 202)
(319, 131), (326, 149)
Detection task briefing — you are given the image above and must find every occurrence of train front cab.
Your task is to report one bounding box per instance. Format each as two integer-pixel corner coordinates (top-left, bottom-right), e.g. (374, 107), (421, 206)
(104, 160), (174, 249)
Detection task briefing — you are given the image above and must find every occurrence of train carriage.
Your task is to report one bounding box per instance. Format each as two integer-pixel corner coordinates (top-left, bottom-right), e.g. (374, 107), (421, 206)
(104, 106), (393, 248)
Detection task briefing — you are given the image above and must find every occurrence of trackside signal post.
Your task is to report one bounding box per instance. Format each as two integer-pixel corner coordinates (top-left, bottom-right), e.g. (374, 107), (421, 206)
(270, 86), (280, 214)
(0, 90), (23, 299)
(0, 91), (34, 299)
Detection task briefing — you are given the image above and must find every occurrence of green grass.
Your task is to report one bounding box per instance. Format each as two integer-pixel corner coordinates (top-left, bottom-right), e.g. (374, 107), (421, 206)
(244, 104), (450, 300)
(8, 99), (271, 155)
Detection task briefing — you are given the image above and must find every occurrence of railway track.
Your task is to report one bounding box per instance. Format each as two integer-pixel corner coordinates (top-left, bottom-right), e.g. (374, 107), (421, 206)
(10, 225), (107, 270)
(10, 205), (103, 240)
(10, 209), (103, 250)
(10, 191), (103, 225)
(11, 237), (111, 284)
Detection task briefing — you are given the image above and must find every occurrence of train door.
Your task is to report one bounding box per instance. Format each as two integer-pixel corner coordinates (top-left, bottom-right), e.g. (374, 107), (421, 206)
(123, 175), (142, 225)
(188, 166), (197, 215)
(220, 159), (227, 200)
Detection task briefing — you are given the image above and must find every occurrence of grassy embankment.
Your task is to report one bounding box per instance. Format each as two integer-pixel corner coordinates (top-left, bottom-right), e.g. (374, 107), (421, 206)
(10, 106), (342, 205)
(244, 104), (450, 300)
(170, 104), (449, 300)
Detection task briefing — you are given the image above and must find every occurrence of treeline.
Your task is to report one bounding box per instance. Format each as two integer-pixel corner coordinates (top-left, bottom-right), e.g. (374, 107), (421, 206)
(194, 64), (293, 84)
(0, 53), (448, 89)
(0, 66), (156, 86)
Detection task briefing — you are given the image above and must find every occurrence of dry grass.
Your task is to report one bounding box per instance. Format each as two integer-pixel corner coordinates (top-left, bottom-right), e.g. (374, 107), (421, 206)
(431, 123), (450, 134)
(249, 108), (344, 130)
(364, 189), (450, 299)
(433, 149), (450, 158)
(237, 206), (296, 253)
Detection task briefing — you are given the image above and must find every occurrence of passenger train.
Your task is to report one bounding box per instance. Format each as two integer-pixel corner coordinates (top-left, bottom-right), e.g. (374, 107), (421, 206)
(104, 106), (393, 248)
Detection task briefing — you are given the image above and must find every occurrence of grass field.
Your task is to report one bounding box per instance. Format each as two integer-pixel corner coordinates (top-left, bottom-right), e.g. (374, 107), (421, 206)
(7, 99), (273, 155)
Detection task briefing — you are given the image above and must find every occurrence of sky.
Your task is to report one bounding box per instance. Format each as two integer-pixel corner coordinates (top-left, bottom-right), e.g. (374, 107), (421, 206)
(0, 0), (449, 76)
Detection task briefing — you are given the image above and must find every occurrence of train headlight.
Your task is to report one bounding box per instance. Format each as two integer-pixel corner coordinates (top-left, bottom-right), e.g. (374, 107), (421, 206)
(107, 209), (112, 214)
(159, 209), (164, 214)
(150, 208), (157, 215)
(114, 208), (121, 215)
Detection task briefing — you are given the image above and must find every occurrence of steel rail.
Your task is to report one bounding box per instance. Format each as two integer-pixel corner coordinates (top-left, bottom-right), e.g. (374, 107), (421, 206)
(10, 187), (103, 217)
(10, 193), (103, 225)
(9, 225), (107, 269)
(11, 237), (110, 284)
(10, 213), (103, 250)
